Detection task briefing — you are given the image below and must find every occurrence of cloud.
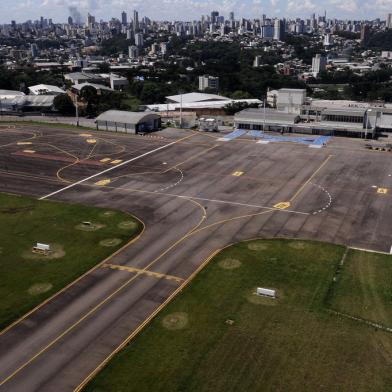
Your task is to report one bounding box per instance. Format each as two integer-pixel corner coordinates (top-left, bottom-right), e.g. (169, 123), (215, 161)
(329, 0), (358, 13)
(287, 0), (316, 12)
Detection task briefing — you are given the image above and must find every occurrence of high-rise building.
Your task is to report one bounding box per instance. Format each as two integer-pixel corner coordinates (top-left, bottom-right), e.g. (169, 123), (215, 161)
(126, 29), (133, 40)
(324, 33), (333, 47)
(312, 54), (327, 77)
(129, 45), (139, 59)
(133, 10), (139, 33)
(211, 11), (219, 24)
(387, 13), (392, 29)
(121, 11), (127, 26)
(30, 43), (39, 58)
(273, 19), (285, 41)
(87, 13), (95, 26)
(261, 24), (274, 40)
(68, 16), (73, 26)
(360, 24), (371, 44)
(135, 32), (143, 48)
(229, 12), (235, 21)
(199, 75), (219, 91)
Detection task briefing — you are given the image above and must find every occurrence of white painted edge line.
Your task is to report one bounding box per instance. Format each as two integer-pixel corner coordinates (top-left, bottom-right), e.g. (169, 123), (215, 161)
(350, 246), (392, 256)
(39, 138), (184, 200)
(309, 145), (322, 149)
(257, 140), (270, 144)
(217, 138), (230, 142)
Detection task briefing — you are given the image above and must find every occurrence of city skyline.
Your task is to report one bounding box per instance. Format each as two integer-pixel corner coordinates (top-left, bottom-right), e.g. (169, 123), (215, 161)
(1, 0), (391, 24)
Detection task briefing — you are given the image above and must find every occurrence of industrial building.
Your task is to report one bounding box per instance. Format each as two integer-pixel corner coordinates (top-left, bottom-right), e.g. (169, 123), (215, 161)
(95, 110), (161, 133)
(28, 84), (65, 95)
(234, 88), (392, 138)
(145, 92), (261, 116)
(0, 89), (55, 114)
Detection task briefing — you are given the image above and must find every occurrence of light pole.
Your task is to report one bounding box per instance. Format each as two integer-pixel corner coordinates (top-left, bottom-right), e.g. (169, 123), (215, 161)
(365, 109), (372, 140)
(179, 91), (183, 129)
(74, 94), (79, 127)
(263, 99), (266, 132)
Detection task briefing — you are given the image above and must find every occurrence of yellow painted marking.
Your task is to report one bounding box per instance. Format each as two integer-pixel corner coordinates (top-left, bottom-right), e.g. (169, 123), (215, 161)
(274, 202), (291, 210)
(102, 263), (184, 283)
(95, 179), (111, 186)
(111, 159), (123, 165)
(23, 149), (35, 154)
(290, 155), (333, 202)
(17, 141), (32, 145)
(79, 133), (92, 137)
(100, 158), (111, 163)
(0, 133), (199, 388)
(86, 139), (97, 144)
(377, 188), (388, 194)
(232, 171), (244, 177)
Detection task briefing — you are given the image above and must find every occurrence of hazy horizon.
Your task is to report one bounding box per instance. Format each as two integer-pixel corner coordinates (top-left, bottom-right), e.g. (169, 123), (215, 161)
(0, 0), (390, 24)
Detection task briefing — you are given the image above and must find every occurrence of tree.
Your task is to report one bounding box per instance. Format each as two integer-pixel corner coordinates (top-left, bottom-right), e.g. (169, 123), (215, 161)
(231, 90), (253, 99)
(97, 63), (111, 73)
(224, 102), (259, 115)
(80, 86), (99, 116)
(53, 94), (75, 115)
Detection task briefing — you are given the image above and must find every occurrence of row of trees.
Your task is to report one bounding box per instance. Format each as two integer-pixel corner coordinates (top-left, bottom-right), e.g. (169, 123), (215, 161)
(54, 86), (129, 116)
(0, 66), (65, 92)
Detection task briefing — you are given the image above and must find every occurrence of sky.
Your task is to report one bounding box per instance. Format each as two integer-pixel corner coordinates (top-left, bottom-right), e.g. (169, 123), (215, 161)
(0, 0), (391, 24)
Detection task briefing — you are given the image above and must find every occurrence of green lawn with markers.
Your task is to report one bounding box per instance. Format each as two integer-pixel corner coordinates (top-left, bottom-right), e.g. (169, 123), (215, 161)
(85, 239), (392, 392)
(0, 192), (142, 330)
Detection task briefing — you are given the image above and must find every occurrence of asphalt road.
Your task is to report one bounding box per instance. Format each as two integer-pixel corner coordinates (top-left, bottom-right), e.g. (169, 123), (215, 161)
(0, 123), (391, 391)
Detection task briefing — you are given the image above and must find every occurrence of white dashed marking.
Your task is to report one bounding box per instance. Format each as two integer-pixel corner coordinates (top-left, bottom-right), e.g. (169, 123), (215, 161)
(310, 182), (333, 215)
(156, 168), (184, 192)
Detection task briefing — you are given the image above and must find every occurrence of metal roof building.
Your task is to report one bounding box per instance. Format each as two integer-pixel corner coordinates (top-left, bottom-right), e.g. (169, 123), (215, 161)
(235, 108), (300, 131)
(28, 84), (65, 96)
(0, 93), (55, 113)
(166, 92), (230, 104)
(95, 110), (161, 134)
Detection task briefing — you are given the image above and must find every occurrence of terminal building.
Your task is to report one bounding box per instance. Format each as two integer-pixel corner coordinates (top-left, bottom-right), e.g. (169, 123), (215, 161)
(235, 89), (392, 139)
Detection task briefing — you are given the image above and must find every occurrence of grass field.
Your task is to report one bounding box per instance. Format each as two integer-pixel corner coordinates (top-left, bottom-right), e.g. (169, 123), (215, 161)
(0, 193), (142, 330)
(0, 120), (93, 131)
(329, 249), (392, 327)
(85, 240), (392, 392)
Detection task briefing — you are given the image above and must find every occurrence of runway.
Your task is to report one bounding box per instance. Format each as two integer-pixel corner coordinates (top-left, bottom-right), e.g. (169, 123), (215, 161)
(0, 123), (391, 391)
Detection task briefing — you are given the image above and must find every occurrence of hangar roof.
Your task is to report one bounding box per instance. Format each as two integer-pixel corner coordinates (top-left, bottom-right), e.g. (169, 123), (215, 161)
(166, 92), (230, 104)
(96, 110), (160, 124)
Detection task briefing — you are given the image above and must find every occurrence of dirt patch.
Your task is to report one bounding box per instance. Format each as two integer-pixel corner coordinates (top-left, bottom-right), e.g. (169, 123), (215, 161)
(162, 312), (189, 330)
(288, 241), (307, 250)
(118, 221), (138, 230)
(75, 222), (105, 232)
(99, 238), (122, 247)
(28, 283), (53, 295)
(0, 205), (35, 214)
(101, 211), (116, 218)
(22, 243), (65, 260)
(219, 258), (242, 270)
(247, 242), (269, 251)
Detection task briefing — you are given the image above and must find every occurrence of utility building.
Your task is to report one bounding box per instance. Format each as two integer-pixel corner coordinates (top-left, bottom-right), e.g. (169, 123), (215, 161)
(95, 110), (161, 134)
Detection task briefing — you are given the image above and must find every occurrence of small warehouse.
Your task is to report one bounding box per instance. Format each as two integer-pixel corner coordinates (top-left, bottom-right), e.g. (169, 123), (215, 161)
(95, 110), (161, 134)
